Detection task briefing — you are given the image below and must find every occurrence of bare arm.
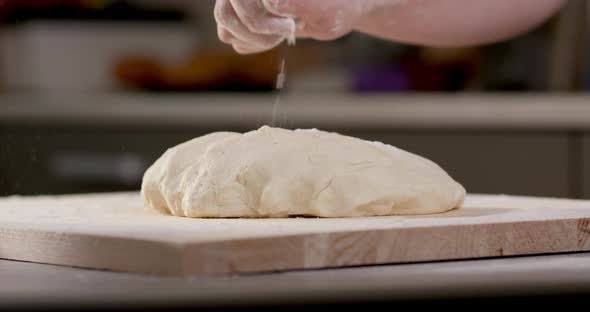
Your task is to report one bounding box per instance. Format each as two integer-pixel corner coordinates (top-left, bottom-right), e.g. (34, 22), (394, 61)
(356, 0), (568, 47)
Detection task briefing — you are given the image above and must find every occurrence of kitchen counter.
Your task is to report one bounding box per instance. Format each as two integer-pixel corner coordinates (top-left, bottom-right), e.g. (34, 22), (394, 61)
(1, 253), (590, 310)
(2, 92), (590, 130)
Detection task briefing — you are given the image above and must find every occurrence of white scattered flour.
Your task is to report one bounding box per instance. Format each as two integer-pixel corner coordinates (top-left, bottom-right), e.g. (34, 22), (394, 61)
(271, 59), (286, 126)
(272, 28), (296, 126)
(276, 31), (296, 90)
(275, 59), (287, 90)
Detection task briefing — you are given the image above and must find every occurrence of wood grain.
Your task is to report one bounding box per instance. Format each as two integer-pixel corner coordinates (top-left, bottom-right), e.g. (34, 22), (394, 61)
(1, 192), (589, 276)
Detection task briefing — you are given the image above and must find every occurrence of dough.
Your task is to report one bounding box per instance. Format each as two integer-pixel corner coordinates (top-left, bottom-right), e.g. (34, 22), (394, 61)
(141, 126), (466, 218)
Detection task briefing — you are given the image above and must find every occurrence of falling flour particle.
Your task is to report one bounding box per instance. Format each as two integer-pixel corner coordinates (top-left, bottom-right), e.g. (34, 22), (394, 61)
(287, 33), (296, 46)
(276, 59), (287, 89)
(271, 59), (286, 125)
(272, 28), (296, 126)
(276, 31), (295, 90)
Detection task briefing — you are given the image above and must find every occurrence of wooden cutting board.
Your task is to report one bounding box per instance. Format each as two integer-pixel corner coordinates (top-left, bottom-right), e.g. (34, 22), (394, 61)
(1, 192), (589, 276)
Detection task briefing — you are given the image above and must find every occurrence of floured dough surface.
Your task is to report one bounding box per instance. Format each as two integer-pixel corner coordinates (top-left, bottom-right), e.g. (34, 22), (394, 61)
(141, 126), (466, 218)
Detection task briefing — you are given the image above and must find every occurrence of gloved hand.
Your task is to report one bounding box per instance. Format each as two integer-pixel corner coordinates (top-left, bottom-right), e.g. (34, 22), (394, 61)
(214, 0), (379, 54)
(216, 0), (567, 54)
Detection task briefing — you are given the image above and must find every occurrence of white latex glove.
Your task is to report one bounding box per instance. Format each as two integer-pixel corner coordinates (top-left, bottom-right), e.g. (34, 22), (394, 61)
(215, 0), (378, 54)
(216, 0), (566, 54)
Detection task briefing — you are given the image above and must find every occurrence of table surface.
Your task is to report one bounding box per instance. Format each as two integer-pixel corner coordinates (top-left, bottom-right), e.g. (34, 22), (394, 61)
(3, 93), (590, 309)
(2, 252), (590, 310)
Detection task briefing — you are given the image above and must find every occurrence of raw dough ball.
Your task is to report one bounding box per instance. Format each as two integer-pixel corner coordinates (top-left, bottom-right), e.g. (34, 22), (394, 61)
(141, 126), (466, 218)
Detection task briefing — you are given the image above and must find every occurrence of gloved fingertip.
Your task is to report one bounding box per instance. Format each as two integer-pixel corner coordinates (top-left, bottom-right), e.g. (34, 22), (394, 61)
(279, 17), (296, 37)
(233, 45), (259, 55)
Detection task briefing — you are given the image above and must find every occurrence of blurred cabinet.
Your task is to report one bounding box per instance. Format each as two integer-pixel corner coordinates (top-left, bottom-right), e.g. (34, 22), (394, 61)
(0, 126), (574, 198)
(0, 127), (206, 195)
(584, 134), (590, 199)
(0, 22), (195, 93)
(349, 131), (570, 198)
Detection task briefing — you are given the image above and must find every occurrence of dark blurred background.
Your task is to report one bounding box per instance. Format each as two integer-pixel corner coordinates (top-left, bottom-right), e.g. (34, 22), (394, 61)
(1, 0), (590, 199)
